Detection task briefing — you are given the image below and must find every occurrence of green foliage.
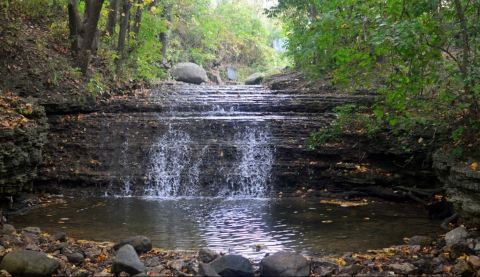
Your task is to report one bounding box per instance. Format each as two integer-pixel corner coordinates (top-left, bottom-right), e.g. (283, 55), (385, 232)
(272, 0), (480, 148)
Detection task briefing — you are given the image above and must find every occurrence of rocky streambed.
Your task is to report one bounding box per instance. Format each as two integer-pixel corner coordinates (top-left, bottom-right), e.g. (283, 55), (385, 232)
(1, 221), (480, 276)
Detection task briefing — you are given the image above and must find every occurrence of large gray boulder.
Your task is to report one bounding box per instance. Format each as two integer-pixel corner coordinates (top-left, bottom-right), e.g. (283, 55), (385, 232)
(445, 226), (470, 246)
(210, 255), (254, 277)
(198, 248), (219, 263)
(244, 73), (264, 85)
(172, 63), (209, 84)
(112, 245), (146, 275)
(113, 236), (152, 254)
(260, 252), (310, 277)
(0, 250), (60, 276)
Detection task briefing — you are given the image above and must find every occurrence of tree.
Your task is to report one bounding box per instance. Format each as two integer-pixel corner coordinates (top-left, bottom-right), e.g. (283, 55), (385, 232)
(68, 0), (105, 74)
(116, 0), (131, 72)
(106, 0), (120, 36)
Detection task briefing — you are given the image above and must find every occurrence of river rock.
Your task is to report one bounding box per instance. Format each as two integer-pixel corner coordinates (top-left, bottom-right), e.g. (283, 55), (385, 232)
(112, 245), (146, 275)
(114, 236), (152, 254)
(468, 255), (480, 269)
(53, 232), (67, 242)
(198, 248), (219, 263)
(22, 226), (41, 235)
(67, 252), (85, 265)
(244, 73), (264, 85)
(1, 224), (16, 235)
(388, 263), (417, 274)
(0, 250), (60, 276)
(260, 251), (310, 277)
(210, 255), (253, 277)
(198, 263), (220, 277)
(171, 63), (209, 84)
(445, 227), (470, 246)
(408, 235), (433, 247)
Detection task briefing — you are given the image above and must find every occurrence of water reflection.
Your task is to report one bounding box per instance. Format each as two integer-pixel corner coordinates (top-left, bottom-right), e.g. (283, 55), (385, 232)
(11, 197), (441, 260)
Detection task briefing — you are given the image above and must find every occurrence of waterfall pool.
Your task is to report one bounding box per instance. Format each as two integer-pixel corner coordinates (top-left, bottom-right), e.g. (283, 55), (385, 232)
(11, 197), (441, 259)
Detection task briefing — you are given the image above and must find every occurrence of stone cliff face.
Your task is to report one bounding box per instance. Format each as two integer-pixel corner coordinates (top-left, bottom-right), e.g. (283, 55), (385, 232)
(0, 96), (48, 194)
(433, 150), (480, 226)
(34, 83), (437, 197)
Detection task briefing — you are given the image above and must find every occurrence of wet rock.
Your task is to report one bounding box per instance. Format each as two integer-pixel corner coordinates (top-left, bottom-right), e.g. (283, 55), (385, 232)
(53, 232), (67, 242)
(22, 226), (41, 235)
(245, 73), (264, 85)
(113, 236), (152, 254)
(408, 235), (433, 247)
(0, 250), (60, 276)
(1, 224), (16, 235)
(198, 263), (220, 277)
(388, 263), (417, 275)
(468, 255), (480, 269)
(112, 245), (146, 275)
(67, 252), (85, 265)
(198, 248), (219, 263)
(171, 63), (209, 84)
(445, 226), (469, 246)
(260, 252), (310, 277)
(210, 255), (254, 277)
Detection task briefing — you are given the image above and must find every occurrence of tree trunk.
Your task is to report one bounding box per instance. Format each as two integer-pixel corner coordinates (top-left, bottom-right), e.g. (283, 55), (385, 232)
(132, 0), (144, 40)
(106, 0), (119, 36)
(68, 0), (104, 74)
(453, 0), (478, 115)
(116, 0), (131, 73)
(159, 4), (172, 66)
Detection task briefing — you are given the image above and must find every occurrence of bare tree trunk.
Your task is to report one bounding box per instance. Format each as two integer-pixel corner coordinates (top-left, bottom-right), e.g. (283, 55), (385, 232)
(67, 0), (81, 54)
(68, 0), (104, 74)
(106, 0), (119, 36)
(159, 4), (172, 66)
(132, 0), (144, 40)
(116, 0), (131, 72)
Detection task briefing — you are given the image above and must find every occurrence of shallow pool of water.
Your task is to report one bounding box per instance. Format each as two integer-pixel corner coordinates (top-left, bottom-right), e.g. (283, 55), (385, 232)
(11, 197), (441, 259)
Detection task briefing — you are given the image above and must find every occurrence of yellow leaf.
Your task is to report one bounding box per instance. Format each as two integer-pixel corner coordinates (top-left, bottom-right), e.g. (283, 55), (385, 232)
(335, 258), (347, 266)
(470, 162), (478, 171)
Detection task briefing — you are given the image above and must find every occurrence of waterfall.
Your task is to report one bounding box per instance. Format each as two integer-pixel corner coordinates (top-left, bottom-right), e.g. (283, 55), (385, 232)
(144, 126), (274, 198)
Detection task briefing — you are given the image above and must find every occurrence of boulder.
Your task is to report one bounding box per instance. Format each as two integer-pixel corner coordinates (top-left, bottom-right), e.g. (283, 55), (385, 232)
(198, 263), (220, 277)
(244, 73), (264, 85)
(112, 245), (146, 275)
(445, 227), (470, 246)
(1, 224), (16, 235)
(260, 252), (310, 277)
(0, 250), (60, 276)
(210, 255), (253, 277)
(171, 63), (209, 84)
(198, 248), (219, 263)
(114, 236), (152, 254)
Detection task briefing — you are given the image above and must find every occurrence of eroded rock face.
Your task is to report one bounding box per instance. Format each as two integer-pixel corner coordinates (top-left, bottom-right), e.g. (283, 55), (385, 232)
(433, 150), (480, 226)
(171, 63), (209, 84)
(0, 96), (48, 195)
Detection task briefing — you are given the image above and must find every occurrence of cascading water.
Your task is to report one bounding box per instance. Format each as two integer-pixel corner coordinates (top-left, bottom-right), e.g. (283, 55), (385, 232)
(143, 85), (275, 198)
